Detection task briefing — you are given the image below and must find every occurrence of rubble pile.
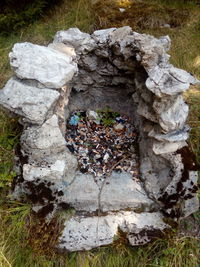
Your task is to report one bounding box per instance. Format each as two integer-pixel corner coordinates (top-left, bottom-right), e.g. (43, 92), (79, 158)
(66, 110), (139, 183)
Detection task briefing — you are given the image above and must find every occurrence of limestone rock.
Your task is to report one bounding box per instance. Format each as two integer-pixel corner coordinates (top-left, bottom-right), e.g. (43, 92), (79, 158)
(0, 77), (60, 125)
(149, 126), (190, 142)
(181, 196), (199, 218)
(100, 172), (155, 212)
(146, 66), (197, 97)
(21, 115), (67, 161)
(58, 211), (169, 251)
(9, 42), (77, 88)
(62, 173), (99, 212)
(153, 141), (187, 155)
(53, 28), (96, 53)
(169, 67), (199, 85)
(109, 26), (132, 45)
(158, 35), (171, 52)
(159, 96), (189, 132)
(23, 151), (77, 186)
(92, 28), (116, 43)
(48, 43), (76, 59)
(137, 99), (158, 123)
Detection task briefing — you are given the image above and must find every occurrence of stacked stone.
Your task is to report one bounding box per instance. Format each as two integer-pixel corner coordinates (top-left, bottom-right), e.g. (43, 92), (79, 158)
(0, 26), (199, 251)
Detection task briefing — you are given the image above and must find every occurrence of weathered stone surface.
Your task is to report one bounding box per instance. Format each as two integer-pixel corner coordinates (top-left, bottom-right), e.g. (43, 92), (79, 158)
(23, 151), (77, 185)
(159, 96), (189, 132)
(133, 32), (170, 70)
(109, 26), (132, 46)
(9, 42), (77, 88)
(21, 115), (67, 161)
(137, 99), (158, 122)
(62, 173), (99, 212)
(181, 196), (199, 218)
(54, 28), (96, 53)
(59, 211), (169, 251)
(92, 28), (116, 43)
(158, 35), (171, 52)
(48, 43), (76, 59)
(153, 141), (187, 155)
(145, 66), (198, 97)
(0, 77), (60, 124)
(140, 158), (161, 197)
(100, 172), (155, 212)
(149, 126), (190, 142)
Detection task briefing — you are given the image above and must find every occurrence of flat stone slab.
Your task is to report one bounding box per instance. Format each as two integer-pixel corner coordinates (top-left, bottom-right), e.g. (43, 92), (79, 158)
(0, 77), (60, 124)
(59, 211), (169, 251)
(9, 42), (77, 88)
(100, 172), (155, 212)
(62, 173), (99, 212)
(62, 171), (155, 213)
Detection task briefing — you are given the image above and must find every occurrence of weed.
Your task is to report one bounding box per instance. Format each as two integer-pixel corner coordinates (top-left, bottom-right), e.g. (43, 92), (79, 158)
(97, 107), (120, 127)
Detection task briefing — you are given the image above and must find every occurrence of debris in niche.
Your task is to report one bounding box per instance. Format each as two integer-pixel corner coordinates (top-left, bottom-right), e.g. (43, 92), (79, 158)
(65, 108), (140, 184)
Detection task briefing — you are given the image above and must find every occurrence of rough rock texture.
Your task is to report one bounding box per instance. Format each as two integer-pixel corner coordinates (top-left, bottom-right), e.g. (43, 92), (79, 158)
(59, 211), (169, 251)
(0, 77), (60, 125)
(9, 42), (77, 88)
(0, 26), (199, 252)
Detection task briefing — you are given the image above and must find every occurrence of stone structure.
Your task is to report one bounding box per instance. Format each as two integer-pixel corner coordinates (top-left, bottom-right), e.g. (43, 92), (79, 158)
(0, 26), (199, 251)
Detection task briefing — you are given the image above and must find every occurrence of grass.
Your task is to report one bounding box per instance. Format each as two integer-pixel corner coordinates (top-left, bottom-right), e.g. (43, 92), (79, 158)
(0, 0), (200, 266)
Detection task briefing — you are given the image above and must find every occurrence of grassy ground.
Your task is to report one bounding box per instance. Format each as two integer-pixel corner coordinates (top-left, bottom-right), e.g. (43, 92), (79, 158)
(0, 0), (200, 266)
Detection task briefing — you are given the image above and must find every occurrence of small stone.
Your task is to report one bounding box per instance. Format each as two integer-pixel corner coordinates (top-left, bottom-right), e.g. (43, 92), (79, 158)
(161, 24), (171, 28)
(114, 123), (124, 132)
(119, 8), (125, 13)
(86, 110), (100, 123)
(103, 152), (110, 163)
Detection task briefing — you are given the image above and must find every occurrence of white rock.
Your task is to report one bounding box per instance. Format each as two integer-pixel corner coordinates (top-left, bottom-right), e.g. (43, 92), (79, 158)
(119, 8), (125, 13)
(109, 26), (132, 45)
(0, 77), (60, 124)
(113, 123), (124, 131)
(181, 196), (199, 218)
(103, 152), (110, 162)
(92, 28), (116, 43)
(149, 126), (190, 142)
(100, 172), (155, 212)
(23, 156), (76, 185)
(158, 35), (171, 51)
(54, 28), (96, 53)
(153, 141), (187, 155)
(9, 42), (77, 88)
(86, 110), (100, 121)
(161, 24), (171, 28)
(58, 211), (169, 251)
(169, 66), (199, 85)
(62, 173), (99, 212)
(21, 115), (67, 160)
(48, 43), (76, 59)
(159, 96), (189, 132)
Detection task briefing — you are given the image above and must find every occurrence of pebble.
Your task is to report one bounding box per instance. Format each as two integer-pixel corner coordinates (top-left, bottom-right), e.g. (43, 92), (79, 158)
(113, 123), (124, 132)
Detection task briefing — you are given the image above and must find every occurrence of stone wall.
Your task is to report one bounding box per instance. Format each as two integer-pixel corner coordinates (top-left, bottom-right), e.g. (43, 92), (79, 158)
(0, 26), (199, 251)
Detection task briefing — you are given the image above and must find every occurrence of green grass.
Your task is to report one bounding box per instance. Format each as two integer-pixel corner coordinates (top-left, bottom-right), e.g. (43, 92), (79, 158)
(0, 200), (199, 267)
(0, 0), (200, 266)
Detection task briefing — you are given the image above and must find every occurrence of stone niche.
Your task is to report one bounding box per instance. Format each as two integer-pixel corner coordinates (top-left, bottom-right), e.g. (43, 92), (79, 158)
(0, 26), (199, 252)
